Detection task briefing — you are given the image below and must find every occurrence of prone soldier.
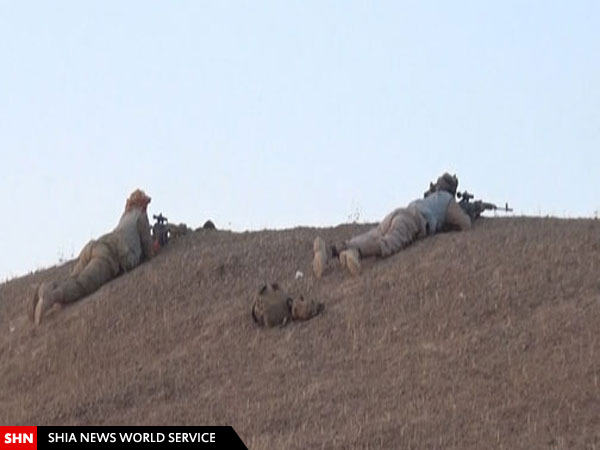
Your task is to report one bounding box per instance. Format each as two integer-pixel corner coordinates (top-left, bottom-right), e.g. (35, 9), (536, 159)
(313, 172), (472, 278)
(30, 189), (154, 325)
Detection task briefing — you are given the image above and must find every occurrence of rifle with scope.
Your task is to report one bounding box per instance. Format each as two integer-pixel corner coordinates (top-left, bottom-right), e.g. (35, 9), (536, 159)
(457, 191), (513, 221)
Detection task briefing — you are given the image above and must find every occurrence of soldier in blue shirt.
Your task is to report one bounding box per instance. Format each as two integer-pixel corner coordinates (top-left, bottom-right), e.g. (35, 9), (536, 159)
(313, 173), (471, 277)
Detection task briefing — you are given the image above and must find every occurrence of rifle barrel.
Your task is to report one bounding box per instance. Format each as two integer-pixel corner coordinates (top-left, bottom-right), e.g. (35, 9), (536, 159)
(490, 204), (513, 212)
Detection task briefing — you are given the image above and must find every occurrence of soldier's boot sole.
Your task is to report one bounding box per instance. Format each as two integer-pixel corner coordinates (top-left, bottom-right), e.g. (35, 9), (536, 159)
(34, 282), (56, 326)
(28, 284), (40, 323)
(312, 237), (328, 279)
(339, 251), (347, 269)
(34, 293), (48, 326)
(341, 249), (361, 276)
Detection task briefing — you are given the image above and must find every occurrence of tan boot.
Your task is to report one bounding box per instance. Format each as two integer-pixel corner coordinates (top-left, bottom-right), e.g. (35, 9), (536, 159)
(339, 250), (347, 268)
(340, 248), (361, 276)
(34, 281), (58, 325)
(28, 284), (40, 322)
(312, 237), (328, 279)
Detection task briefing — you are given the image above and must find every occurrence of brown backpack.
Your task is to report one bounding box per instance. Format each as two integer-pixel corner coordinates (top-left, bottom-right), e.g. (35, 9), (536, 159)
(251, 283), (324, 328)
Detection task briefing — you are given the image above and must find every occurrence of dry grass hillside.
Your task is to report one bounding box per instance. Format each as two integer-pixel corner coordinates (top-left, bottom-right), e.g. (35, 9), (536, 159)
(1, 218), (599, 449)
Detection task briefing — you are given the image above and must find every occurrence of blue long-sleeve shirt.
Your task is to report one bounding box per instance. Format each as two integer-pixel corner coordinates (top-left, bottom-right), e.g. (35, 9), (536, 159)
(409, 191), (453, 235)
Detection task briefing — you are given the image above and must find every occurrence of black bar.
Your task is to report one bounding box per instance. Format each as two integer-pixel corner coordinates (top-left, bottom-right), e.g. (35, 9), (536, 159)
(37, 427), (247, 450)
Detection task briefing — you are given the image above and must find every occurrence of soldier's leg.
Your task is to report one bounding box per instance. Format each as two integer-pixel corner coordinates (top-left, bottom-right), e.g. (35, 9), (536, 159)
(70, 240), (119, 298)
(379, 208), (423, 258)
(339, 247), (361, 276)
(28, 284), (41, 322)
(33, 280), (63, 325)
(312, 236), (329, 279)
(34, 243), (118, 324)
(335, 227), (382, 276)
(445, 199), (472, 231)
(345, 227), (383, 258)
(64, 256), (115, 303)
(71, 240), (94, 276)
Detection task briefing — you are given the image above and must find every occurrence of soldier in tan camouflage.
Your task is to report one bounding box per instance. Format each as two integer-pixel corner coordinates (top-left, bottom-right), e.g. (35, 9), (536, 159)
(30, 189), (154, 325)
(313, 173), (471, 277)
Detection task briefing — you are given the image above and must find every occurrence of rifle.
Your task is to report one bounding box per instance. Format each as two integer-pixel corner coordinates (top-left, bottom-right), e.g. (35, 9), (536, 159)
(152, 213), (169, 247)
(457, 191), (513, 221)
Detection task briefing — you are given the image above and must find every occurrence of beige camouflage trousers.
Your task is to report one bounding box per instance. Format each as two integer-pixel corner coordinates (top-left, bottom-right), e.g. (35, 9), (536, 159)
(45, 238), (121, 304)
(346, 205), (427, 258)
(345, 200), (471, 259)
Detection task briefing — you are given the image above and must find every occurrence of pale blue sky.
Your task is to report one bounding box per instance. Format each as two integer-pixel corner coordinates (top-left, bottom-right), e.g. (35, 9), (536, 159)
(1, 1), (599, 279)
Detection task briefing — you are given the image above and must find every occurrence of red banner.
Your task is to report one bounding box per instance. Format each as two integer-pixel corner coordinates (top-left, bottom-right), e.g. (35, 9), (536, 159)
(0, 427), (37, 450)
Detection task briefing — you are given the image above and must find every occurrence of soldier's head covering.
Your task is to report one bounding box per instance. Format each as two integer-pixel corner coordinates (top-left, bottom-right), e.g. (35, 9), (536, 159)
(125, 189), (151, 212)
(435, 173), (458, 195)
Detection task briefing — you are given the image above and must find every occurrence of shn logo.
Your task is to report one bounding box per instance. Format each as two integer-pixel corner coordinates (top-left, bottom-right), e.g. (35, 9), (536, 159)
(4, 434), (33, 444)
(0, 427), (36, 449)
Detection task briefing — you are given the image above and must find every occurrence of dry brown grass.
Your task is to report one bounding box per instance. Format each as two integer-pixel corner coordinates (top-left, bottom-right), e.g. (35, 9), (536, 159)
(1, 218), (600, 449)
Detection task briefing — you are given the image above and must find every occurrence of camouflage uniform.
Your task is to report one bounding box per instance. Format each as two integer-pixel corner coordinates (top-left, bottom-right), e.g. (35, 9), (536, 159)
(31, 189), (153, 324)
(313, 173), (471, 277)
